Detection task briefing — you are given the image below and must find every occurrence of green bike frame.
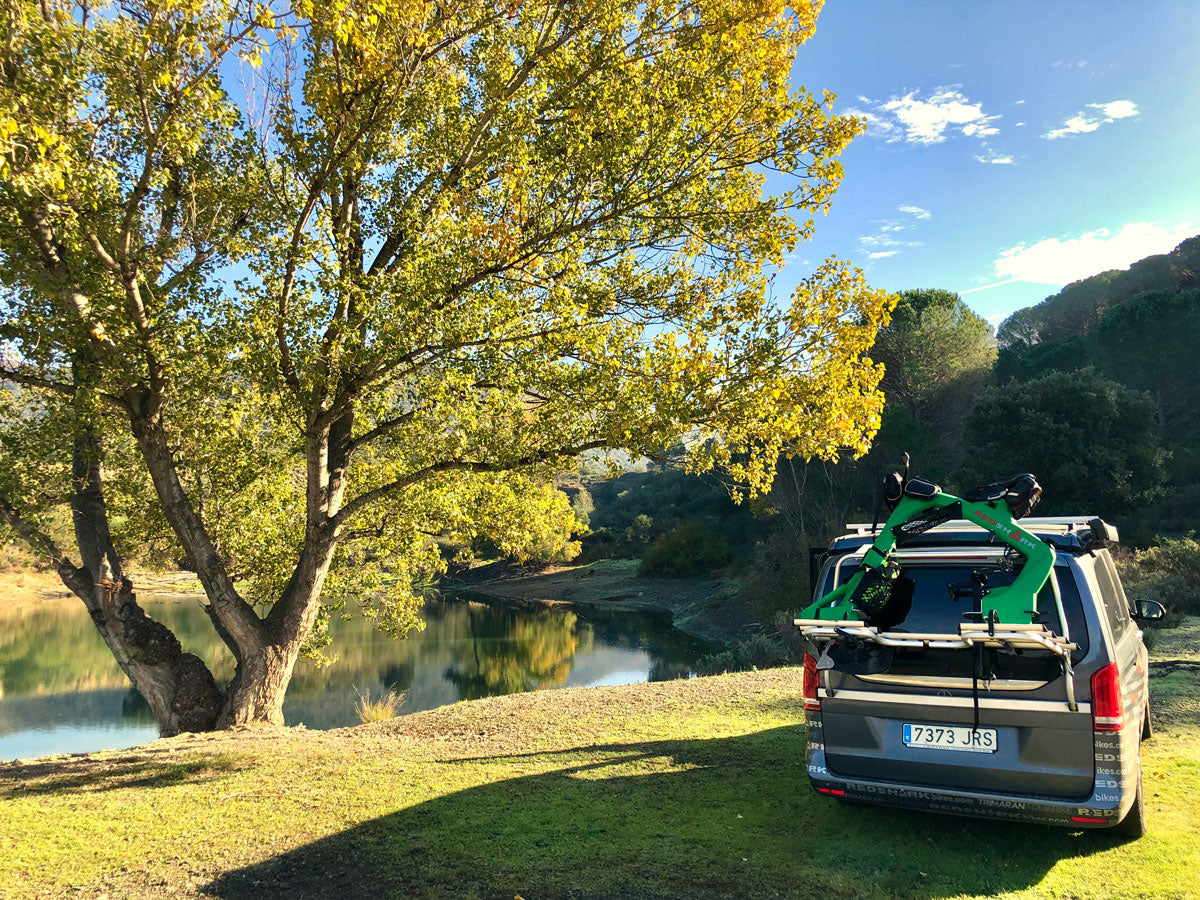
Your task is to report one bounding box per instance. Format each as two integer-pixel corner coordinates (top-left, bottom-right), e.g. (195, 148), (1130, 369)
(800, 490), (1055, 625)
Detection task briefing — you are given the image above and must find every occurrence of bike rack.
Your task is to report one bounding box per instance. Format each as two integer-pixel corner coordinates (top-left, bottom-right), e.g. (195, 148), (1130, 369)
(796, 543), (1081, 711)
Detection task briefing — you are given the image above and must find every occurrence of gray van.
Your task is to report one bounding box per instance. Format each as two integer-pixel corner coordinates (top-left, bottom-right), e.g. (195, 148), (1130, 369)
(799, 517), (1164, 837)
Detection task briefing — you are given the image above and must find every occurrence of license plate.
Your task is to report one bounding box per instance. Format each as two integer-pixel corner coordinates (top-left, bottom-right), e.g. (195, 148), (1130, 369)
(903, 723), (997, 753)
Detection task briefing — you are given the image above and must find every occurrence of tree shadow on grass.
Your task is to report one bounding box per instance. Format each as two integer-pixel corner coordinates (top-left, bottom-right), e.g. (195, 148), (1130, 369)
(0, 751), (245, 797)
(203, 725), (1111, 900)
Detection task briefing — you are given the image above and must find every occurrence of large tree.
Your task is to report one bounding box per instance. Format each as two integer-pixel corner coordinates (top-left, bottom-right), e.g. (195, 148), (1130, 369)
(869, 288), (995, 475)
(959, 369), (1167, 516)
(0, 0), (892, 733)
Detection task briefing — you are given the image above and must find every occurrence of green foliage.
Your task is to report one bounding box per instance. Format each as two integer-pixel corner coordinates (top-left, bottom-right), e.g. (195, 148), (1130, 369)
(871, 288), (996, 476)
(638, 520), (732, 578)
(993, 278), (1200, 536)
(742, 529), (812, 623)
(695, 632), (786, 674)
(959, 369), (1168, 516)
(996, 333), (1091, 384)
(625, 514), (655, 546)
(562, 484), (593, 530)
(582, 468), (765, 563)
(1122, 536), (1200, 617)
(1094, 290), (1200, 482)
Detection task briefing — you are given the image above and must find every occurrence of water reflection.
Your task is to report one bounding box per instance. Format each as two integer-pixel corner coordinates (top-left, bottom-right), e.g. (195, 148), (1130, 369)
(0, 594), (713, 759)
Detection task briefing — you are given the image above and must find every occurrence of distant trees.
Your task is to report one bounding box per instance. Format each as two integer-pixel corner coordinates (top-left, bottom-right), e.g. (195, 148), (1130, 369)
(997, 236), (1200, 346)
(960, 369), (1167, 515)
(1094, 289), (1200, 439)
(993, 273), (1200, 534)
(870, 288), (996, 476)
(638, 521), (733, 577)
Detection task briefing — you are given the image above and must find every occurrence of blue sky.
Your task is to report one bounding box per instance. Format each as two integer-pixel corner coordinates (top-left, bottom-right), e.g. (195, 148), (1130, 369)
(773, 1), (1200, 326)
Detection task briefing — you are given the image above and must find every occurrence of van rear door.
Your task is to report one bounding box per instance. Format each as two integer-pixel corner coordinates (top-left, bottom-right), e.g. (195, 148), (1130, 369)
(815, 559), (1096, 800)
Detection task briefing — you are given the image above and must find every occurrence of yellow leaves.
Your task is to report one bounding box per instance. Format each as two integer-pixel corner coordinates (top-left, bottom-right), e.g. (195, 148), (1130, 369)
(237, 47), (264, 69)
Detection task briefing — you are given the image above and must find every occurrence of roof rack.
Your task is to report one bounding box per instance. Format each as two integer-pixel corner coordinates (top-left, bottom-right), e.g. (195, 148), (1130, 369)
(844, 516), (1116, 540)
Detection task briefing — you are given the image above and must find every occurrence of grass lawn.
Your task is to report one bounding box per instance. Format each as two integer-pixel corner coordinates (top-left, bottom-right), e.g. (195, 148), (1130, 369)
(2, 627), (1199, 899)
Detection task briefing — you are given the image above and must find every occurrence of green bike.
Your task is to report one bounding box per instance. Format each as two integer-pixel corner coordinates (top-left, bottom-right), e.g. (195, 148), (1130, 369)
(799, 464), (1052, 627)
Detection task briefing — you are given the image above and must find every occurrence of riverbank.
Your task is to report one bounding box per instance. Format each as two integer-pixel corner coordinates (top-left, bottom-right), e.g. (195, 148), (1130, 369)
(7, 561), (755, 650)
(0, 568), (208, 605)
(3, 621), (1200, 899)
(443, 557), (757, 647)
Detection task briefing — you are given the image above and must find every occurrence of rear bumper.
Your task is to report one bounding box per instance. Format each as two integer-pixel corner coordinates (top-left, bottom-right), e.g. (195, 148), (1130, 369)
(806, 715), (1137, 829)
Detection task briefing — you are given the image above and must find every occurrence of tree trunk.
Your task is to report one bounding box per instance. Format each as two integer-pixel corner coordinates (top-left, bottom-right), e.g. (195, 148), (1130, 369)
(216, 641), (304, 728)
(87, 577), (224, 734)
(64, 406), (224, 735)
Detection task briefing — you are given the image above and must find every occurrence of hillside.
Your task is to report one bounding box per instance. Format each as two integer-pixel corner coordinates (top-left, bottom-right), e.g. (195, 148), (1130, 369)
(998, 235), (1200, 346)
(2, 622), (1199, 900)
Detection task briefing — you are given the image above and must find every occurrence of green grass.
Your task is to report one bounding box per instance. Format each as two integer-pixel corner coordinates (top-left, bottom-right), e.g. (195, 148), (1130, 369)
(2, 627), (1200, 899)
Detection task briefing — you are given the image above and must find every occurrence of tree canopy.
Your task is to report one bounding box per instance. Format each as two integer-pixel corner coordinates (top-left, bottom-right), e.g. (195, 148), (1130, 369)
(960, 369), (1167, 516)
(0, 0), (892, 731)
(865, 288), (995, 476)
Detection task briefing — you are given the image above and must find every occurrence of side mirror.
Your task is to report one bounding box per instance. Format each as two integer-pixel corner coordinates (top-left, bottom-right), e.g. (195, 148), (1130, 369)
(1132, 599), (1166, 622)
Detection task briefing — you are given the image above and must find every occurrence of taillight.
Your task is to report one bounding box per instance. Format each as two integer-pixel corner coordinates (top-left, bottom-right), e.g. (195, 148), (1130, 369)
(803, 652), (821, 712)
(1091, 661), (1123, 732)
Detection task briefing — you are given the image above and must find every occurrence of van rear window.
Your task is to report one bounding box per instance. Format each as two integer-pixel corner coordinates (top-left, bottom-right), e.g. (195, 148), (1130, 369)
(818, 561), (1089, 678)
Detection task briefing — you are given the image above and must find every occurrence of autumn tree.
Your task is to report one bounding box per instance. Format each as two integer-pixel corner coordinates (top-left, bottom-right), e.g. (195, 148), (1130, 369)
(0, 0), (892, 732)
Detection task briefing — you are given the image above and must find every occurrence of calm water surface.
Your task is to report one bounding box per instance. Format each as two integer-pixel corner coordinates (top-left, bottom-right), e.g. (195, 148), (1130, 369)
(0, 595), (713, 760)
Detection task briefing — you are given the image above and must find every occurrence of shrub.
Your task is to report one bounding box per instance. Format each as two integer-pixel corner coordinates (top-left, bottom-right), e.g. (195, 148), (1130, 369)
(1121, 536), (1200, 616)
(773, 609), (807, 664)
(695, 632), (786, 675)
(638, 520), (732, 577)
(742, 531), (812, 623)
(354, 687), (405, 723)
(625, 514), (654, 546)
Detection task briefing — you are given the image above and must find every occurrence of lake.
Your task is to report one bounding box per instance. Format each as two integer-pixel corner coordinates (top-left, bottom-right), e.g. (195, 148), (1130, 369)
(0, 594), (714, 760)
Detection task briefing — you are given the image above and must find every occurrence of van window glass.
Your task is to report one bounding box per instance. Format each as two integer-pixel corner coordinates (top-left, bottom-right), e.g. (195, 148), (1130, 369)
(1092, 551), (1130, 640)
(818, 559), (1089, 677)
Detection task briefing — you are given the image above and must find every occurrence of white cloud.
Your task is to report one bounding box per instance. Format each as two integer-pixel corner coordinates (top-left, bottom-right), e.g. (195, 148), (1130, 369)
(847, 88), (1001, 146)
(1089, 99), (1138, 119)
(991, 222), (1198, 285)
(859, 234), (921, 250)
(857, 206), (930, 262)
(974, 152), (1015, 165)
(1014, 99), (1027, 105)
(1045, 115), (1101, 139)
(1015, 121), (1027, 127)
(1044, 100), (1139, 139)
(848, 107), (901, 141)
